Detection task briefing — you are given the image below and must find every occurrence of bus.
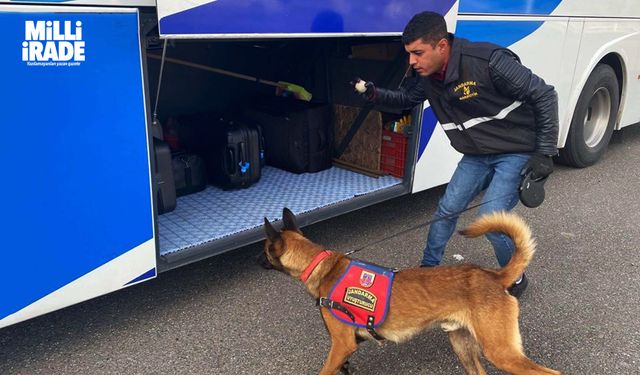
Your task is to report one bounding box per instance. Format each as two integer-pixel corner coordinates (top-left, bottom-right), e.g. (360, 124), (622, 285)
(1, 0), (638, 329)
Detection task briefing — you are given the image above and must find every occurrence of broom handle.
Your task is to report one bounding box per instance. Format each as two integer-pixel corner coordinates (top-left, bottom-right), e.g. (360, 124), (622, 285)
(147, 54), (279, 87)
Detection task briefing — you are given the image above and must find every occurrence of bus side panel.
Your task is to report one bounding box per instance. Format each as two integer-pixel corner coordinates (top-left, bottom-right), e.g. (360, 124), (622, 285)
(0, 6), (156, 329)
(554, 0), (640, 129)
(573, 19), (640, 129)
(157, 0), (458, 38)
(460, 0), (639, 18)
(617, 27), (640, 128)
(553, 0), (640, 18)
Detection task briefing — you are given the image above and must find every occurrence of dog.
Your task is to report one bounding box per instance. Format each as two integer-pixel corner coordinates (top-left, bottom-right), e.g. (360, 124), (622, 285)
(259, 208), (562, 375)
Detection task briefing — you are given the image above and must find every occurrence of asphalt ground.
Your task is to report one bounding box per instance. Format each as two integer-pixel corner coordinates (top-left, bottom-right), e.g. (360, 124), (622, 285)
(1, 125), (639, 375)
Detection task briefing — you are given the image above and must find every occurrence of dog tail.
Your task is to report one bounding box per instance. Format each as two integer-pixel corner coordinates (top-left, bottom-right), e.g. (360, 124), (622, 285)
(458, 211), (535, 288)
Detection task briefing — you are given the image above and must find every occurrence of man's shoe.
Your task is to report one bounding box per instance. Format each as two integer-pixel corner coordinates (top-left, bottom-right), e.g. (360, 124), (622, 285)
(508, 274), (528, 298)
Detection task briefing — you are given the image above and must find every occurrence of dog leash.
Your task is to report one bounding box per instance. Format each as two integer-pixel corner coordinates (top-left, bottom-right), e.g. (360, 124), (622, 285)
(344, 192), (516, 256)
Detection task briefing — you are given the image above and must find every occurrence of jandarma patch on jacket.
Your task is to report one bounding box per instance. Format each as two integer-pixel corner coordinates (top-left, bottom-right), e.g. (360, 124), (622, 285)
(454, 81), (479, 101)
(343, 287), (377, 312)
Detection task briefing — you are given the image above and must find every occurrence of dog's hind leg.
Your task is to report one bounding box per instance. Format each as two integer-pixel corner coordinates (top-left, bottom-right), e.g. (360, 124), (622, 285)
(318, 310), (358, 375)
(447, 328), (487, 375)
(478, 328), (562, 374)
(472, 301), (562, 375)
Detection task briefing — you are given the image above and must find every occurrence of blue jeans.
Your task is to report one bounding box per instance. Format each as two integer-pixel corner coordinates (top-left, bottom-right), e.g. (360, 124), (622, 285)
(421, 153), (531, 267)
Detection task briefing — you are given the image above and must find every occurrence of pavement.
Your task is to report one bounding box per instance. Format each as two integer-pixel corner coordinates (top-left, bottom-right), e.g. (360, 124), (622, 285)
(1, 125), (639, 375)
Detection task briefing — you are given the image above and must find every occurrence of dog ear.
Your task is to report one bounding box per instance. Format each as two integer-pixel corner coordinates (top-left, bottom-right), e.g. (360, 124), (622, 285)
(282, 207), (300, 232)
(264, 217), (280, 241)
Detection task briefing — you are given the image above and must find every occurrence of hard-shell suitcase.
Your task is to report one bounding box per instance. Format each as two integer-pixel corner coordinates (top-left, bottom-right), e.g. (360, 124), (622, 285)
(206, 121), (262, 189)
(172, 152), (207, 197)
(153, 138), (177, 214)
(245, 98), (332, 174)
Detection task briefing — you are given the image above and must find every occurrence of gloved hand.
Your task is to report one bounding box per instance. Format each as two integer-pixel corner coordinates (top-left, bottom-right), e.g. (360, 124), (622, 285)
(350, 77), (376, 102)
(521, 153), (554, 180)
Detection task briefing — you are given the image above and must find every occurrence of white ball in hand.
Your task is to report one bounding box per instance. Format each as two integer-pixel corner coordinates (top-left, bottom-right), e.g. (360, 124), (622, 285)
(355, 80), (367, 93)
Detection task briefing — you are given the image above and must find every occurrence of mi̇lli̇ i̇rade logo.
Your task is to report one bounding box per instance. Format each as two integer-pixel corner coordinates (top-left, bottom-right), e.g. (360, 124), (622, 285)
(22, 20), (85, 67)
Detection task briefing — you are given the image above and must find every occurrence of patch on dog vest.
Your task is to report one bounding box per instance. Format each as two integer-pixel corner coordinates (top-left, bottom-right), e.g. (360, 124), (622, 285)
(327, 260), (394, 328)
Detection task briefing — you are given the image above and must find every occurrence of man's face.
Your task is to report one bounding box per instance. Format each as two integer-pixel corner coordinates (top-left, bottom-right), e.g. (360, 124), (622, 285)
(404, 38), (449, 77)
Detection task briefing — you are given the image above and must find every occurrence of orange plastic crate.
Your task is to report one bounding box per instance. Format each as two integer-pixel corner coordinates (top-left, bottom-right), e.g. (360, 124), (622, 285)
(380, 129), (408, 178)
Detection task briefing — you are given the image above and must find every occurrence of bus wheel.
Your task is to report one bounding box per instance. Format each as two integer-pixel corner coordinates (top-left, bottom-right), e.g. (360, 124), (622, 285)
(558, 64), (619, 168)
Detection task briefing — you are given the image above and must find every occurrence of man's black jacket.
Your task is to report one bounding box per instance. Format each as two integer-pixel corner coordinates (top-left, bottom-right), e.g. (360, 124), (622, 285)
(374, 36), (559, 156)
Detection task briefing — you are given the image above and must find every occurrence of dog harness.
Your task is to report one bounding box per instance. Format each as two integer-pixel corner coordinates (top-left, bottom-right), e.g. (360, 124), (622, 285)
(317, 259), (395, 340)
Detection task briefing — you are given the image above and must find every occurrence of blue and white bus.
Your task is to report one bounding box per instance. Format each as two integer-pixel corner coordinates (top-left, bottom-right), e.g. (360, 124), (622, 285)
(1, 0), (639, 329)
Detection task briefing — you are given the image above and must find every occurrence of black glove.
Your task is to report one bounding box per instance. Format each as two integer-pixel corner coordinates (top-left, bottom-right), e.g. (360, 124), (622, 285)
(521, 153), (554, 180)
(350, 77), (376, 102)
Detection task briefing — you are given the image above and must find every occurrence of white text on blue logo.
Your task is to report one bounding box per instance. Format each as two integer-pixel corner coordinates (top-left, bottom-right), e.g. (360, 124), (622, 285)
(22, 21), (85, 62)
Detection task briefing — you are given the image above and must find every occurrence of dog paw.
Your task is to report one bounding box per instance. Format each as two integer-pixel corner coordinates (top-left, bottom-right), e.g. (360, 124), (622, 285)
(440, 321), (463, 332)
(339, 360), (355, 375)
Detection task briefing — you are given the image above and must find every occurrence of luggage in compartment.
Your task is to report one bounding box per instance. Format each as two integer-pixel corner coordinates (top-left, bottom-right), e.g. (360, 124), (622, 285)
(244, 98), (333, 174)
(153, 138), (177, 214)
(172, 153), (207, 196)
(168, 113), (263, 190)
(207, 122), (262, 190)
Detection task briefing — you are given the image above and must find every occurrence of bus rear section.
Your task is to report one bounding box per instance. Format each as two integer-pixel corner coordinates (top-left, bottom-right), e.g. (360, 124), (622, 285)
(455, 0), (640, 167)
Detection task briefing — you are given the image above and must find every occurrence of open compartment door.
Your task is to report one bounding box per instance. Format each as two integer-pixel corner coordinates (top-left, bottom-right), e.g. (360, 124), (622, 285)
(157, 0), (459, 39)
(0, 5), (155, 328)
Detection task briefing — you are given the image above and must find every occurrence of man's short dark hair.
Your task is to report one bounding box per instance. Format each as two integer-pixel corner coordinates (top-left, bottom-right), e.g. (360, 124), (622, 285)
(402, 11), (448, 46)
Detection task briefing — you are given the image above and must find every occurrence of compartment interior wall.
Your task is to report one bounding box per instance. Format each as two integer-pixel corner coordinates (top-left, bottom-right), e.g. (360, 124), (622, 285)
(145, 36), (409, 118)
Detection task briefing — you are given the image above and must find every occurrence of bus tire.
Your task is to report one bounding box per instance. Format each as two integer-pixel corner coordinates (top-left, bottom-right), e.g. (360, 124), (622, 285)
(558, 64), (619, 168)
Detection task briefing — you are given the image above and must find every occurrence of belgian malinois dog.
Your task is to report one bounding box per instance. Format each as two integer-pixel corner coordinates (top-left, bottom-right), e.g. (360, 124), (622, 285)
(260, 208), (561, 375)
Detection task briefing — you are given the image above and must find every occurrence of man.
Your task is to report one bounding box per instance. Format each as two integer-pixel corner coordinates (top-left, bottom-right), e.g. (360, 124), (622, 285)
(354, 11), (558, 297)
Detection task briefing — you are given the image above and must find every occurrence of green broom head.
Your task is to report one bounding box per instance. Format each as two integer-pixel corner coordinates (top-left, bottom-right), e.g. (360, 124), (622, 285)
(275, 81), (312, 101)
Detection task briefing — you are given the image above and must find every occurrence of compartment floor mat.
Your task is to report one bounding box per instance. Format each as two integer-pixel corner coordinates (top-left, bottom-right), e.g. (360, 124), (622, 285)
(158, 166), (402, 256)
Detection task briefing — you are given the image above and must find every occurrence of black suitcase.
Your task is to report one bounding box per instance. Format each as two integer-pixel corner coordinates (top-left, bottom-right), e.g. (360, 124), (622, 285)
(245, 98), (333, 174)
(205, 120), (262, 190)
(153, 138), (177, 214)
(172, 152), (207, 197)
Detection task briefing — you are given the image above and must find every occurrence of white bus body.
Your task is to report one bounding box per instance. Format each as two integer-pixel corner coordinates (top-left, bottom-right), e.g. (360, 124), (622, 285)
(0, 0), (638, 329)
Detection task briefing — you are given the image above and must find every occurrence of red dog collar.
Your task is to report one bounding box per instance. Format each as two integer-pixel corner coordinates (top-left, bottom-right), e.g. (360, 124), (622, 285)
(300, 250), (332, 283)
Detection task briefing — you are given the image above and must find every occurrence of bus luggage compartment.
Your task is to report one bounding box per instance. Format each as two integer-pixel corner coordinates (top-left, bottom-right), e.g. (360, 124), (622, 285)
(145, 37), (413, 269)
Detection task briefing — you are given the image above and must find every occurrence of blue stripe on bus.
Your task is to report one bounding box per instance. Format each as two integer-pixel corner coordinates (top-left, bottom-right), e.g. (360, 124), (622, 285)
(159, 0), (457, 35)
(455, 20), (544, 48)
(126, 268), (156, 286)
(418, 106), (438, 159)
(459, 0), (562, 15)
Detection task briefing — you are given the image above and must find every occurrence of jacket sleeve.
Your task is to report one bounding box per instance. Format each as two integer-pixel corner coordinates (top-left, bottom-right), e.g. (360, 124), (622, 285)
(489, 49), (559, 156)
(371, 76), (428, 111)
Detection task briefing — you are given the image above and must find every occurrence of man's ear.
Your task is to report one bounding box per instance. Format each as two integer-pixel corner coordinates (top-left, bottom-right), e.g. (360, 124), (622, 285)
(282, 207), (300, 232)
(264, 217), (279, 241)
(436, 37), (449, 52)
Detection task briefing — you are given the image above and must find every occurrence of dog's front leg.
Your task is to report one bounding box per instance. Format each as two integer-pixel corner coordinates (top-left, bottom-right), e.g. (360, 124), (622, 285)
(318, 309), (358, 375)
(448, 328), (487, 375)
